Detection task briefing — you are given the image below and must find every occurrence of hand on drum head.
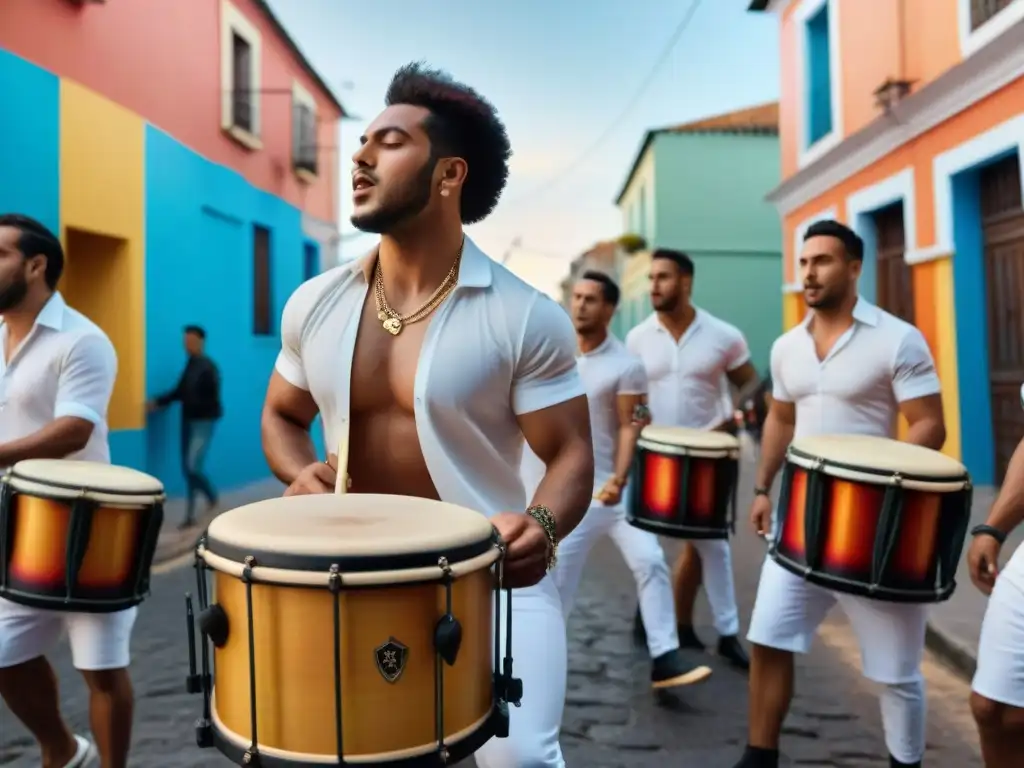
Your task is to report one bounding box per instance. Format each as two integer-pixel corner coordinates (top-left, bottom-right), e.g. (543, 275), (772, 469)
(750, 494), (772, 539)
(283, 455), (338, 496)
(491, 511), (552, 589)
(968, 535), (1001, 596)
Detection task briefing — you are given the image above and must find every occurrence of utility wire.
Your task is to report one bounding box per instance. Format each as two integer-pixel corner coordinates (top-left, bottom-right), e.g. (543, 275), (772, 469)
(502, 0), (704, 208)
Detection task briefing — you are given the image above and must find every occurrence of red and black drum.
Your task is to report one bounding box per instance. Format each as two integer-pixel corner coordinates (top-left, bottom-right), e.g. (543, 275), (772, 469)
(627, 426), (740, 539)
(770, 434), (972, 603)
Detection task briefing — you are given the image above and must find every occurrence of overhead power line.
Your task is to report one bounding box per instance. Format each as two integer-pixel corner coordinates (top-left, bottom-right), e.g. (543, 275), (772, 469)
(502, 0), (704, 209)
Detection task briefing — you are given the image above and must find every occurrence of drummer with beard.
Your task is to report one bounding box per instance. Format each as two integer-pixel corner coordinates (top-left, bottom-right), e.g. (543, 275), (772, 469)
(734, 220), (946, 768)
(625, 249), (756, 670)
(260, 63), (593, 768)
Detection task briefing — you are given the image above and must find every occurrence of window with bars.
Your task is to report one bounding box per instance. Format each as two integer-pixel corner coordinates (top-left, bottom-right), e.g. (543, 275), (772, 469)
(231, 33), (254, 133)
(293, 103), (318, 176)
(971, 0), (1015, 30)
(253, 225), (272, 336)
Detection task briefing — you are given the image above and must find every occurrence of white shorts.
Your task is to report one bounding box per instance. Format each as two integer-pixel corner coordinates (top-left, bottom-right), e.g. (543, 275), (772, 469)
(747, 557), (927, 684)
(972, 557), (1024, 708)
(0, 597), (137, 671)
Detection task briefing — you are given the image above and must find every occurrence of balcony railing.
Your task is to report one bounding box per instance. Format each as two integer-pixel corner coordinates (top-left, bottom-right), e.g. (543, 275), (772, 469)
(971, 0), (1015, 30)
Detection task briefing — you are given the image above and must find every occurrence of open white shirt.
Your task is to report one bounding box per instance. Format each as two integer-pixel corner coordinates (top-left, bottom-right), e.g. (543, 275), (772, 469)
(770, 297), (941, 440)
(625, 308), (750, 429)
(521, 334), (647, 496)
(275, 237), (585, 518)
(0, 292), (117, 463)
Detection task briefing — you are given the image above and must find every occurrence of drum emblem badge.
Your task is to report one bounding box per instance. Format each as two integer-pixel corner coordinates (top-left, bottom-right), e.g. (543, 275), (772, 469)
(374, 637), (409, 683)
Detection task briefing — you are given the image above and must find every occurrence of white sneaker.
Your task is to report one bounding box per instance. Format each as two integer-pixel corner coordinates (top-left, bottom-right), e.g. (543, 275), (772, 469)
(64, 735), (97, 767)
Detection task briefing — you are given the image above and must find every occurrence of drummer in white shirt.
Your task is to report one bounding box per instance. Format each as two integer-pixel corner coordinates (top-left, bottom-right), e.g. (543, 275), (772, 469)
(522, 271), (713, 692)
(0, 215), (124, 768)
(735, 220), (946, 768)
(625, 249), (757, 671)
(968, 391), (1024, 768)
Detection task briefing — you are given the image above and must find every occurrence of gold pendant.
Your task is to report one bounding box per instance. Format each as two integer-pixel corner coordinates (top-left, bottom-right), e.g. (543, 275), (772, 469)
(377, 310), (388, 322)
(382, 317), (402, 335)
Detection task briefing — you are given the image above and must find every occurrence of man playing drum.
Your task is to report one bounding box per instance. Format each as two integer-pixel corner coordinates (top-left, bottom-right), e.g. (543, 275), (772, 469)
(0, 215), (127, 768)
(626, 248), (756, 670)
(968, 394), (1024, 768)
(260, 64), (594, 768)
(522, 271), (712, 691)
(735, 220), (947, 768)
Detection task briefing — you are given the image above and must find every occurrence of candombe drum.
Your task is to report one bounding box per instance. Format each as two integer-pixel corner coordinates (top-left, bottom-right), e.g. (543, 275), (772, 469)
(0, 459), (165, 612)
(770, 434), (972, 602)
(627, 425), (741, 539)
(184, 494), (521, 766)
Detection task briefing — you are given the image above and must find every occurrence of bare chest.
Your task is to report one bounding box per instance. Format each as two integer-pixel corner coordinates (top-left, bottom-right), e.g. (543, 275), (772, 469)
(350, 299), (431, 415)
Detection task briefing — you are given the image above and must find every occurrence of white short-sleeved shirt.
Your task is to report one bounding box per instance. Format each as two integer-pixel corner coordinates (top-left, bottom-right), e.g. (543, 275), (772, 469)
(521, 334), (647, 496)
(625, 308), (750, 429)
(771, 297), (941, 440)
(0, 292), (117, 463)
(274, 237), (586, 518)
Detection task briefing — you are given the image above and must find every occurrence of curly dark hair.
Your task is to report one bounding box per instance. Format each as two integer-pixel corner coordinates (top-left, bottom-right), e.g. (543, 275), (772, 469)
(385, 62), (511, 225)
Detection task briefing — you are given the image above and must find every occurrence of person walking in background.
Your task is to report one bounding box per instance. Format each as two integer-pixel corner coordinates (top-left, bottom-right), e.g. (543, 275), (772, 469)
(147, 325), (221, 529)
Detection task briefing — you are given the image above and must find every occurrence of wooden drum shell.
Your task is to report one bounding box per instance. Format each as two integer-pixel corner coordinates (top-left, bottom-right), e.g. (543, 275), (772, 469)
(209, 566), (496, 762)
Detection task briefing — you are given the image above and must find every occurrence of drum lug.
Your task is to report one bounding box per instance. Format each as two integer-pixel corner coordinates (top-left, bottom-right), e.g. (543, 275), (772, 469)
(198, 604), (229, 648)
(434, 615), (463, 666)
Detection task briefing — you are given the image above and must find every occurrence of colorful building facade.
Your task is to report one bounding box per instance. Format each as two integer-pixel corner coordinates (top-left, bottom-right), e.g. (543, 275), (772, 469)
(750, 0), (1024, 484)
(612, 104), (783, 372)
(0, 0), (344, 494)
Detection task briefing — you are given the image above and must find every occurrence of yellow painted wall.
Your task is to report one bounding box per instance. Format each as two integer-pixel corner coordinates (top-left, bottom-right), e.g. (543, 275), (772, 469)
(931, 256), (961, 460)
(59, 80), (145, 431)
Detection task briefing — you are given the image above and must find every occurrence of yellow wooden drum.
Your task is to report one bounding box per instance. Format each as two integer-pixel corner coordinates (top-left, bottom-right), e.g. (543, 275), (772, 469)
(184, 493), (518, 767)
(0, 459), (165, 612)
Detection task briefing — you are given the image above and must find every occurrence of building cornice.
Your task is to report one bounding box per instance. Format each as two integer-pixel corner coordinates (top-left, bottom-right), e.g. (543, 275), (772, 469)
(767, 17), (1024, 216)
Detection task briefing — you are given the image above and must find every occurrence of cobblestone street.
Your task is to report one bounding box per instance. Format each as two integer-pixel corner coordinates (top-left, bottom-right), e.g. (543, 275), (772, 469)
(0, 466), (985, 766)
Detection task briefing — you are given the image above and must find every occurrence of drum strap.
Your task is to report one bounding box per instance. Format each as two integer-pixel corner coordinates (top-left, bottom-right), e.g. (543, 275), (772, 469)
(870, 487), (904, 589)
(65, 499), (97, 601)
(132, 502), (165, 597)
(803, 471), (826, 571)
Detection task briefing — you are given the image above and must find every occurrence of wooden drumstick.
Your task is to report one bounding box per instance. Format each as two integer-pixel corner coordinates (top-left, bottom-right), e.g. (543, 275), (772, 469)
(334, 422), (350, 495)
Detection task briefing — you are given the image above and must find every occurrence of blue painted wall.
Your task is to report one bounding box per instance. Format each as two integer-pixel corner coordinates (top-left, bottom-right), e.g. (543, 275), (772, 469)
(144, 127), (322, 495)
(0, 50), (59, 234)
(952, 165), (996, 485)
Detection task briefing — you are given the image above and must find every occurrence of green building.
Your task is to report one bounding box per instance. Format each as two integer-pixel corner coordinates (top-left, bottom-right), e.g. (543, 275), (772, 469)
(612, 102), (782, 373)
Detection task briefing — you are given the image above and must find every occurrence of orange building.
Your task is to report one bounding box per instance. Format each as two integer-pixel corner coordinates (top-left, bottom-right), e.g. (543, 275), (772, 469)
(749, 0), (1024, 485)
(0, 0), (344, 492)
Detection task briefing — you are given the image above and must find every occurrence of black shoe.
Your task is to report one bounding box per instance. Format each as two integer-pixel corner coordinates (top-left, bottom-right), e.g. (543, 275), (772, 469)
(650, 648), (712, 690)
(677, 624), (705, 650)
(889, 756), (920, 768)
(732, 745), (779, 768)
(632, 608), (647, 646)
(718, 635), (750, 670)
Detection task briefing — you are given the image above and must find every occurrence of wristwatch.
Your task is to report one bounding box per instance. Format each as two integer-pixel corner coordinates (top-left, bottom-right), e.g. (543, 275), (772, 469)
(753, 486), (770, 497)
(526, 505), (558, 570)
(970, 523), (1007, 545)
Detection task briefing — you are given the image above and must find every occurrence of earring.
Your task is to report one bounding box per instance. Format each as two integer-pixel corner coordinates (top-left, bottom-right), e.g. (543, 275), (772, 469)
(440, 188), (450, 197)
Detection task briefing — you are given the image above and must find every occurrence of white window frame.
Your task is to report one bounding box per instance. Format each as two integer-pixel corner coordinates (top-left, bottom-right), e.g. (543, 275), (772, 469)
(220, 0), (262, 150)
(292, 80), (318, 182)
(794, 0), (843, 169)
(958, 0), (1024, 58)
(784, 206), (838, 292)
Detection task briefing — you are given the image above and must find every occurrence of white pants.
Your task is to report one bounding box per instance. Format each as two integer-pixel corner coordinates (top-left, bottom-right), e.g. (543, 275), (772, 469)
(748, 557), (928, 763)
(0, 597), (137, 670)
(972, 544), (1024, 708)
(474, 576), (566, 768)
(552, 501), (679, 657)
(686, 538), (740, 637)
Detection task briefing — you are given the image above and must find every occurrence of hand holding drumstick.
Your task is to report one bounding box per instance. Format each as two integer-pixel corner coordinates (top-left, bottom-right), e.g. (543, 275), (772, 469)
(283, 453), (339, 496)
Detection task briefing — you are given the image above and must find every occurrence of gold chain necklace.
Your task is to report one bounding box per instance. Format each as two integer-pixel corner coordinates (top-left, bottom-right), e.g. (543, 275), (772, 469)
(373, 241), (464, 336)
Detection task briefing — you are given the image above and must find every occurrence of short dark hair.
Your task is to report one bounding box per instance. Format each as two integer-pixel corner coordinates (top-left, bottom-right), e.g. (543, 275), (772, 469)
(385, 62), (511, 225)
(580, 270), (620, 307)
(184, 325), (206, 339)
(804, 219), (864, 261)
(0, 214), (64, 289)
(651, 248), (695, 277)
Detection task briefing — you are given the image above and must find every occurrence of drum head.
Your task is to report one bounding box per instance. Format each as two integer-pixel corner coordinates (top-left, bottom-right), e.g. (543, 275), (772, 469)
(7, 459), (165, 505)
(205, 494), (498, 573)
(789, 434), (967, 478)
(639, 425), (740, 452)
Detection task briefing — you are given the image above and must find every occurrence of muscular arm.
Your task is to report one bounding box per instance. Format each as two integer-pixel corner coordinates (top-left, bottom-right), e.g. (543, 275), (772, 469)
(261, 372), (320, 485)
(726, 361), (759, 395)
(899, 394), (946, 450)
(753, 399), (796, 489)
(0, 417), (95, 466)
(612, 394), (645, 483)
(983, 436), (1024, 537)
(893, 328), (946, 451)
(518, 397), (594, 540)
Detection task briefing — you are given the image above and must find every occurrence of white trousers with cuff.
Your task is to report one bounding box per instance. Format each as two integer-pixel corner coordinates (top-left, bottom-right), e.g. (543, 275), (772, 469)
(551, 501), (679, 658)
(747, 557), (928, 764)
(473, 575), (566, 768)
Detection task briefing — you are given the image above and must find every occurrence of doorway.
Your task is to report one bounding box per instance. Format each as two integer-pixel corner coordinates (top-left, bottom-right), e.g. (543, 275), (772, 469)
(980, 153), (1024, 483)
(60, 228), (135, 431)
(871, 202), (915, 324)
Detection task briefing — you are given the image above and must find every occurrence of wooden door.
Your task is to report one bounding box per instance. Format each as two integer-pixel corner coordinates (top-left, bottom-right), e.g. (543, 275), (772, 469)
(872, 202), (915, 323)
(981, 153), (1024, 483)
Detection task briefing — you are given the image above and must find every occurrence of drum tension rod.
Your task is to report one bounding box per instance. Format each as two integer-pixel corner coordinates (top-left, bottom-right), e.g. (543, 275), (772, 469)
(241, 556), (261, 766)
(433, 557), (458, 764)
(328, 564), (346, 765)
(185, 544), (214, 750)
(493, 541), (523, 713)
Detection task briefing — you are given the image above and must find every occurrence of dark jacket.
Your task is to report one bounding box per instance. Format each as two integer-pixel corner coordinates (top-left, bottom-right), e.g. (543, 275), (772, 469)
(156, 354), (223, 421)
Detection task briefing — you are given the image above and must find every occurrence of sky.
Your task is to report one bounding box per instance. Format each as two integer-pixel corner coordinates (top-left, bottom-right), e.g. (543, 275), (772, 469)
(264, 0), (781, 297)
